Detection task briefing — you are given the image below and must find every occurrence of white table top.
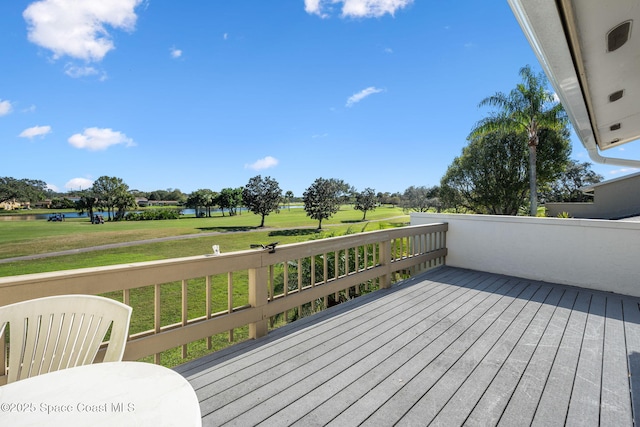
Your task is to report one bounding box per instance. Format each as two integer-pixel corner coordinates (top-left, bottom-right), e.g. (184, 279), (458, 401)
(0, 361), (201, 426)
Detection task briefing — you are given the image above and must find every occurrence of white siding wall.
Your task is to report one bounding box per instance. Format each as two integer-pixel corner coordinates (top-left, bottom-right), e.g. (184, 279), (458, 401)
(411, 213), (640, 297)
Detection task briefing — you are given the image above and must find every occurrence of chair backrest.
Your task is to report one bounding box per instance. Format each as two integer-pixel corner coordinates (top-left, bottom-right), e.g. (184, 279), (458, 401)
(0, 295), (132, 383)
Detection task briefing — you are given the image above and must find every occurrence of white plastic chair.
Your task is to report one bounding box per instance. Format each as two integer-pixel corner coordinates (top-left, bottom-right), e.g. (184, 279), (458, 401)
(0, 295), (132, 383)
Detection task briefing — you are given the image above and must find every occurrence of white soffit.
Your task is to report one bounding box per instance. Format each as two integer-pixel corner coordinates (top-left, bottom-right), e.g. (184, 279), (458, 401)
(507, 0), (640, 167)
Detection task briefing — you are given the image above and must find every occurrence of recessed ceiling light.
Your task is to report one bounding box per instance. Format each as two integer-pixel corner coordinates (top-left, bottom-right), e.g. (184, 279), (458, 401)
(607, 21), (632, 52)
(609, 90), (624, 102)
(610, 123), (621, 131)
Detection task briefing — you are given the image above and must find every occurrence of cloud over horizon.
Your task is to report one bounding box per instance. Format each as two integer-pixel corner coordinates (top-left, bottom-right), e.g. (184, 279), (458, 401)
(19, 125), (52, 138)
(245, 156), (279, 171)
(65, 177), (94, 190)
(68, 127), (135, 151)
(346, 86), (384, 107)
(305, 0), (413, 18)
(23, 0), (142, 62)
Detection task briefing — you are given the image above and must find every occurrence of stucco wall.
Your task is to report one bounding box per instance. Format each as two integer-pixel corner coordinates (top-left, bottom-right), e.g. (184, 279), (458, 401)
(411, 213), (640, 297)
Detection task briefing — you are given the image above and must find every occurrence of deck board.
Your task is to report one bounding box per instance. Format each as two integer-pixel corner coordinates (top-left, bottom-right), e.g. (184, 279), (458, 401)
(175, 266), (640, 426)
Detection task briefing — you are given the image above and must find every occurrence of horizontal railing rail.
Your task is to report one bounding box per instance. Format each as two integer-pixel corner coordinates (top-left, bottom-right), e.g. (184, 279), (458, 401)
(0, 223), (447, 384)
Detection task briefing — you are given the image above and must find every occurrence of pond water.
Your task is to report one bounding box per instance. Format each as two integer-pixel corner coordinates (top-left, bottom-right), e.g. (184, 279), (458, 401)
(0, 211), (108, 221)
(0, 207), (255, 221)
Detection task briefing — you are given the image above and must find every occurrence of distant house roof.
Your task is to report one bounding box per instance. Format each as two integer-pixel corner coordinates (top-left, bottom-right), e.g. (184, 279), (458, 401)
(580, 169), (640, 195)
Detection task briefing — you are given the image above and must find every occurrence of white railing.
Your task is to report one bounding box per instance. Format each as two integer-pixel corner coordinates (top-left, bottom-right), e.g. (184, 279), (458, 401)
(0, 223), (447, 383)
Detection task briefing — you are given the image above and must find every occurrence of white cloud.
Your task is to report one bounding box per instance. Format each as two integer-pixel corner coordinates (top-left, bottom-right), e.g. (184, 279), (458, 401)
(305, 0), (413, 18)
(19, 125), (52, 138)
(170, 47), (182, 58)
(68, 127), (135, 151)
(223, 33), (229, 40)
(23, 0), (142, 62)
(65, 177), (94, 190)
(46, 183), (60, 192)
(305, 0), (329, 17)
(0, 100), (13, 116)
(64, 64), (105, 79)
(609, 168), (638, 175)
(346, 86), (384, 107)
(245, 156), (279, 171)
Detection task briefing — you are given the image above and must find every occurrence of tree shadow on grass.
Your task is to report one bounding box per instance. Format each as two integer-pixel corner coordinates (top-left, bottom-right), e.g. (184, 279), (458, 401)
(384, 222), (410, 228)
(268, 229), (321, 237)
(196, 226), (257, 232)
(341, 219), (365, 224)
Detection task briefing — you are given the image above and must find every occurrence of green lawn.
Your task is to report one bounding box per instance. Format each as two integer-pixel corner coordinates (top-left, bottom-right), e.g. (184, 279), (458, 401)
(0, 205), (408, 276)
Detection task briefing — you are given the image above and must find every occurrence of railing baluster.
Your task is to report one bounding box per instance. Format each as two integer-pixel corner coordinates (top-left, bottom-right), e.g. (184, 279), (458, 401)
(228, 272), (233, 342)
(182, 279), (188, 359)
(206, 275), (212, 350)
(283, 262), (288, 297)
(154, 283), (161, 365)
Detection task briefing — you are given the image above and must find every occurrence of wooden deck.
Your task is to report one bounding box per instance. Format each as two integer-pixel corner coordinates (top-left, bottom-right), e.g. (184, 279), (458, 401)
(175, 266), (640, 426)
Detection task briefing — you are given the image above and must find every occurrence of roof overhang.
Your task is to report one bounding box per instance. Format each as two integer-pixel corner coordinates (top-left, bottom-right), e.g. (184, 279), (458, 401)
(507, 0), (640, 167)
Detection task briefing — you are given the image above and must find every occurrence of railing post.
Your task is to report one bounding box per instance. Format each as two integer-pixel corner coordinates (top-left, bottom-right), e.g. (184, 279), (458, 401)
(379, 239), (392, 289)
(249, 265), (269, 339)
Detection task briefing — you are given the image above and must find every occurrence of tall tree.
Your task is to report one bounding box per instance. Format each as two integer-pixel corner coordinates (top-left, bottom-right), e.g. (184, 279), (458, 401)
(472, 65), (568, 216)
(186, 189), (216, 217)
(0, 177), (47, 204)
(441, 129), (569, 215)
(284, 190), (295, 210)
(402, 186), (441, 213)
(92, 176), (131, 220)
(74, 189), (98, 220)
(303, 177), (341, 229)
(354, 188), (377, 220)
(242, 176), (282, 227)
(114, 192), (137, 220)
(217, 187), (242, 216)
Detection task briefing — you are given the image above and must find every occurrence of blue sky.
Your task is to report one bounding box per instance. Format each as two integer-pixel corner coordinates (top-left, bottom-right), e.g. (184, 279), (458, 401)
(1, 0), (638, 196)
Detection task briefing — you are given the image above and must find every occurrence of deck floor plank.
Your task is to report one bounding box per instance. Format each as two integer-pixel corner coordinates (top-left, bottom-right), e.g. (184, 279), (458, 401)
(622, 298), (640, 423)
(462, 286), (565, 426)
(430, 289), (578, 427)
(600, 297), (633, 426)
(565, 294), (606, 426)
(531, 292), (591, 427)
(175, 266), (640, 427)
(497, 289), (578, 426)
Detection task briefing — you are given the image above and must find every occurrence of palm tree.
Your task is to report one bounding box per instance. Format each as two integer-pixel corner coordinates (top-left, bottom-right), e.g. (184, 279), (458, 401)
(471, 65), (567, 216)
(284, 190), (294, 210)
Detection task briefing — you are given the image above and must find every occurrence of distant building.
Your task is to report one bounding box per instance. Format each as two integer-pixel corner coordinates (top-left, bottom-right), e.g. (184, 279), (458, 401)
(0, 199), (23, 210)
(546, 172), (640, 219)
(138, 199), (177, 207)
